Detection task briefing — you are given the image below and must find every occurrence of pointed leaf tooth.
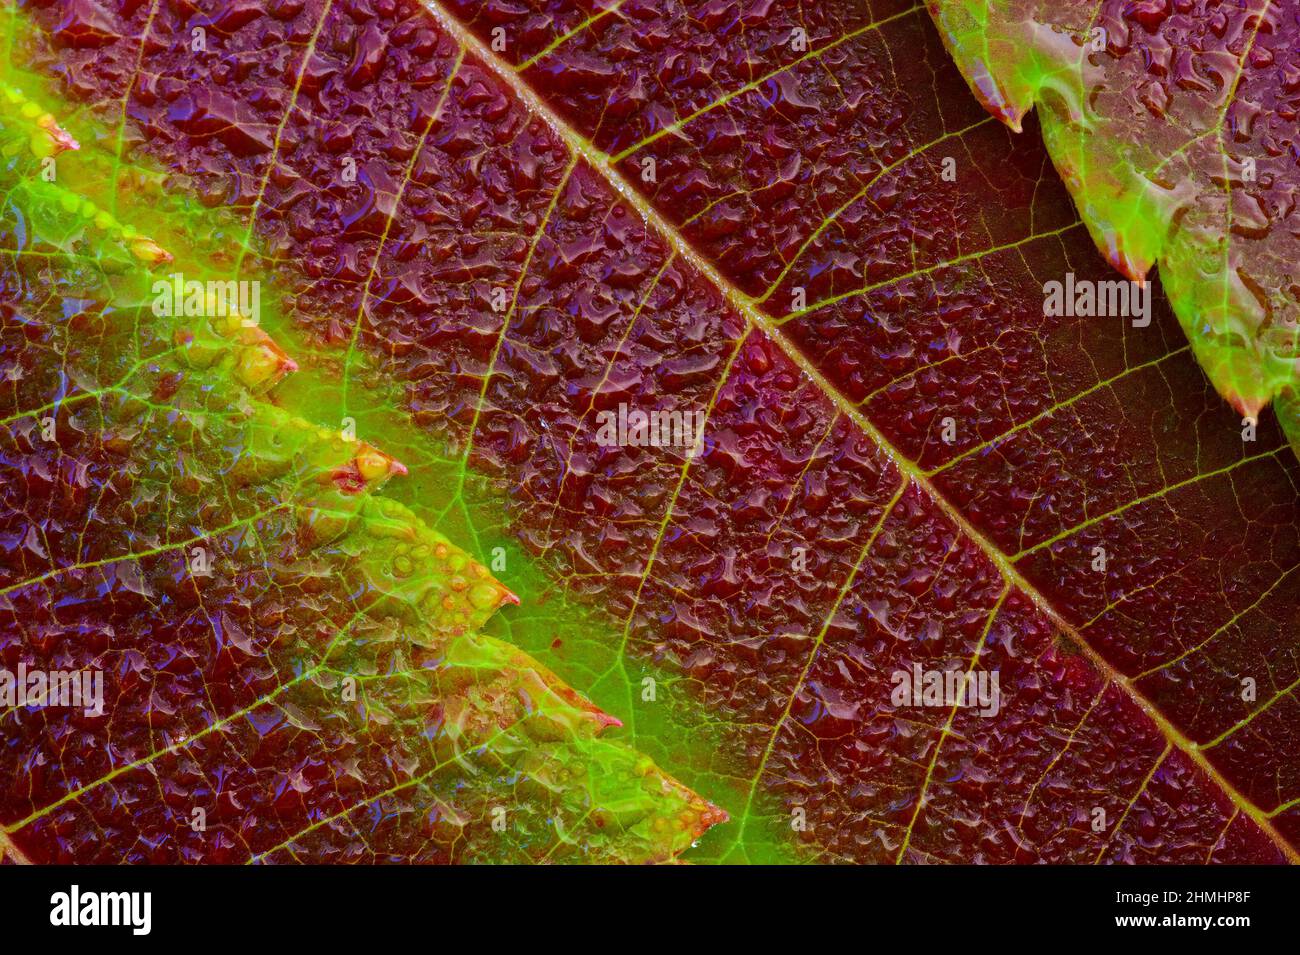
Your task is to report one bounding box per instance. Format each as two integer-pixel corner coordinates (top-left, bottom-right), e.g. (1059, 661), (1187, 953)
(353, 443), (407, 484)
(446, 631), (622, 735)
(568, 740), (728, 862)
(434, 632), (615, 743)
(968, 63), (1027, 132)
(343, 496), (518, 637)
(126, 236), (172, 266)
(1, 84), (78, 157)
(924, 2), (1032, 130)
(1092, 224), (1153, 286)
(420, 632), (723, 861)
(231, 330), (298, 393)
(31, 113), (78, 157)
(16, 177), (173, 265)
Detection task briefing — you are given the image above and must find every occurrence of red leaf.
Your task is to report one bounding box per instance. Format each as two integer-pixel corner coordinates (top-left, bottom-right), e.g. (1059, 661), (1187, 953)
(7, 0), (1299, 863)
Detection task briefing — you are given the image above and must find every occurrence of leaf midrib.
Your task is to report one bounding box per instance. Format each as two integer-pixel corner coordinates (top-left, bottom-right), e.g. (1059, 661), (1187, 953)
(419, 0), (1299, 863)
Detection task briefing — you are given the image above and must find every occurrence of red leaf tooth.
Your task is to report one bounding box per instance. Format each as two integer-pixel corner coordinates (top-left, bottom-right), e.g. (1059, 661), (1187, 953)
(34, 113), (79, 155)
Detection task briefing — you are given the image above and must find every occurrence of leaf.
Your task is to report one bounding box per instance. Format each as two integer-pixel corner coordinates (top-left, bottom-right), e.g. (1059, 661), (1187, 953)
(925, 0), (1300, 453)
(7, 0), (1300, 864)
(0, 40), (722, 863)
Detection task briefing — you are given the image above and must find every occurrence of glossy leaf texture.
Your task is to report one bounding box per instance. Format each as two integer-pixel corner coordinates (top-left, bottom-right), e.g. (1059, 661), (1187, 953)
(4, 0), (1300, 863)
(0, 30), (722, 863)
(926, 0), (1300, 451)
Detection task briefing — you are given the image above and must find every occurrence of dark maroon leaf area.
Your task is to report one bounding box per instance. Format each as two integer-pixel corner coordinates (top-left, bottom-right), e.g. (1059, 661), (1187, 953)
(9, 0), (1299, 861)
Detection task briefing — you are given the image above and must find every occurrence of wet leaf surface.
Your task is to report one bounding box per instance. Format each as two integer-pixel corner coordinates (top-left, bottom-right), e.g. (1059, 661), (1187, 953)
(2, 0), (1298, 863)
(928, 0), (1300, 449)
